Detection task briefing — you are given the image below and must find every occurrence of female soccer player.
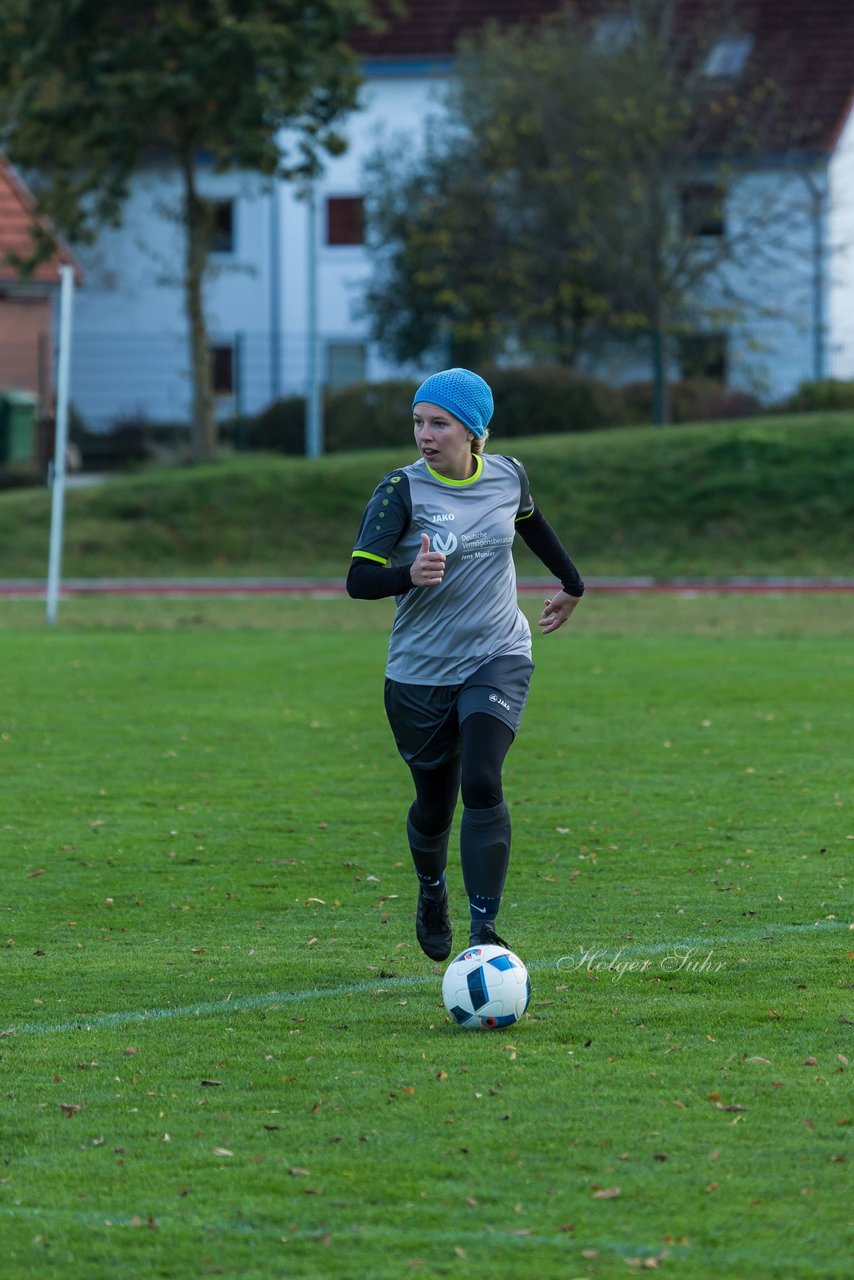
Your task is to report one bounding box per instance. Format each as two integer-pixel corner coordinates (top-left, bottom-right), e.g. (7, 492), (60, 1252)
(347, 368), (584, 961)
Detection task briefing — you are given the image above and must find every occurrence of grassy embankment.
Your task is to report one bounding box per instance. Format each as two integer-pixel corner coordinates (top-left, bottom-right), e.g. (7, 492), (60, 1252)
(1, 412), (852, 579)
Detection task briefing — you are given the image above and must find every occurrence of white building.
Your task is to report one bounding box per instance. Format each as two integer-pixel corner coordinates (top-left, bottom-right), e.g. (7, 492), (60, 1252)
(65, 0), (854, 431)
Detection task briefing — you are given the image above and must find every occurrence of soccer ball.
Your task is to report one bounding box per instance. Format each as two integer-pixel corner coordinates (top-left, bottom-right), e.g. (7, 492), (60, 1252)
(441, 944), (530, 1030)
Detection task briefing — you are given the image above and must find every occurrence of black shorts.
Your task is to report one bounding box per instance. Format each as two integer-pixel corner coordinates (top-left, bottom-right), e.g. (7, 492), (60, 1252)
(384, 654), (534, 770)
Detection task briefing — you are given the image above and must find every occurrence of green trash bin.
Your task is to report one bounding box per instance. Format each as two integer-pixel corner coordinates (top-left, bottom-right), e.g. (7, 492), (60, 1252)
(0, 389), (38, 464)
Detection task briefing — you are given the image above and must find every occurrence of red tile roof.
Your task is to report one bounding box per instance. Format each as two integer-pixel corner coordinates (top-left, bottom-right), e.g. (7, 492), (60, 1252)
(353, 0), (854, 151)
(0, 161), (81, 285)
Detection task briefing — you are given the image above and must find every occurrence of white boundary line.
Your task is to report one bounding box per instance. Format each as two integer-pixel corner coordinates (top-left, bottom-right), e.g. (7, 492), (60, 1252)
(5, 920), (847, 1040)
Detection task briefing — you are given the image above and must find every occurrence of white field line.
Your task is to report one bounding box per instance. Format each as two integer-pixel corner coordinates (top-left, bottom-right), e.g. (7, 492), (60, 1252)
(6, 919), (847, 1039)
(0, 1201), (692, 1264)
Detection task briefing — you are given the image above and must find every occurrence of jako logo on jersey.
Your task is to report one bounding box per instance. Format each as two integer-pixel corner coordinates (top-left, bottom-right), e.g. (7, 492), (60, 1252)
(489, 694), (512, 711)
(434, 513), (455, 522)
(432, 531), (458, 555)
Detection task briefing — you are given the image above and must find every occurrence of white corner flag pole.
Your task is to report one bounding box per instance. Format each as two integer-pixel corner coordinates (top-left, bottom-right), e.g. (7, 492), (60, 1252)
(46, 264), (75, 625)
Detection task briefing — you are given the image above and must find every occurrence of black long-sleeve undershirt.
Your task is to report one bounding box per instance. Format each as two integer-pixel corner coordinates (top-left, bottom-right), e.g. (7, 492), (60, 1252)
(346, 505), (584, 601)
(346, 558), (414, 600)
(515, 507), (585, 596)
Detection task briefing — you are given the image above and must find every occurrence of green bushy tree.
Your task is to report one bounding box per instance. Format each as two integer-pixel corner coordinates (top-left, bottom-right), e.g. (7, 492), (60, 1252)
(0, 0), (387, 461)
(363, 0), (808, 422)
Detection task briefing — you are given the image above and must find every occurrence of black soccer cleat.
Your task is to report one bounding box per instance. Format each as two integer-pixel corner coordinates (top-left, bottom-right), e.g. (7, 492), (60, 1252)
(469, 920), (510, 950)
(415, 885), (453, 961)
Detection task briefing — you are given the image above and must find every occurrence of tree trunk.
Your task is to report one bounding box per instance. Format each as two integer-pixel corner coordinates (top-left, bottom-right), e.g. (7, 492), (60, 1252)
(180, 150), (215, 463)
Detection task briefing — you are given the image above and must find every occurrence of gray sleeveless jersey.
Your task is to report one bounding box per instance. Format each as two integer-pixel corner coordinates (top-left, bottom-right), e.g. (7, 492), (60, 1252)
(352, 453), (536, 685)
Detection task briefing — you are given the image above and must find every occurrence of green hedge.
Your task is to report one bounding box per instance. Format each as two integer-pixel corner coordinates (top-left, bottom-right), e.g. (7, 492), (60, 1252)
(227, 370), (777, 455)
(620, 380), (763, 423)
(69, 372), (852, 471)
(783, 379), (854, 412)
(482, 367), (636, 436)
(231, 369), (641, 454)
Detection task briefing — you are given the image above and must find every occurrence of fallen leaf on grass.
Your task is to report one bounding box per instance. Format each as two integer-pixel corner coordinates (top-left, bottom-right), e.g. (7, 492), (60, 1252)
(592, 1187), (621, 1199)
(289, 1167), (310, 1177)
(59, 1103), (81, 1117)
(26, 869), (46, 878)
(200, 1080), (223, 1087)
(212, 1148), (233, 1157)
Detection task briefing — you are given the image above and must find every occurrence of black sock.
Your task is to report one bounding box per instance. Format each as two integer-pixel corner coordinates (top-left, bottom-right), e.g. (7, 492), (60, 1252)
(407, 808), (450, 899)
(460, 801), (510, 925)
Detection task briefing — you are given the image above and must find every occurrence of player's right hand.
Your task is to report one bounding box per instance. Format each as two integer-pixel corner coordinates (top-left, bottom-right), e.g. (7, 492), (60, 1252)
(410, 531), (446, 587)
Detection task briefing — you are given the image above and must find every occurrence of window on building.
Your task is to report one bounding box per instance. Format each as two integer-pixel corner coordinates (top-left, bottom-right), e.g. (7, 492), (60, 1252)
(326, 196), (364, 246)
(680, 333), (727, 382)
(210, 200), (235, 254)
(326, 341), (367, 389)
(210, 344), (235, 396)
(681, 183), (726, 238)
(703, 34), (754, 78)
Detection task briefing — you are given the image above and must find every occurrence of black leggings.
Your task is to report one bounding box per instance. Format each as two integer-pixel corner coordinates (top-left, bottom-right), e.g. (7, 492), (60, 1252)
(408, 713), (515, 837)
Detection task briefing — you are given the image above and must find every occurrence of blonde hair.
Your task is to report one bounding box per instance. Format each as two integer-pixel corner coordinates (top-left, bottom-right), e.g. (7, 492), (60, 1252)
(471, 428), (490, 454)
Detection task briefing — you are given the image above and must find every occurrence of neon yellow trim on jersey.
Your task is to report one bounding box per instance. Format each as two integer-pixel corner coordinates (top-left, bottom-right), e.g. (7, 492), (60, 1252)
(424, 453), (484, 487)
(515, 506), (536, 521)
(352, 550), (388, 565)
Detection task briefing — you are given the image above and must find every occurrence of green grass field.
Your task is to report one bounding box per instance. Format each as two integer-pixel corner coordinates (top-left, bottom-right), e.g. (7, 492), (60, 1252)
(0, 593), (851, 1279)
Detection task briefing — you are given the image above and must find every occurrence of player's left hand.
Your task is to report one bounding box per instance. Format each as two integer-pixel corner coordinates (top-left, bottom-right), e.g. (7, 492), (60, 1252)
(538, 590), (580, 634)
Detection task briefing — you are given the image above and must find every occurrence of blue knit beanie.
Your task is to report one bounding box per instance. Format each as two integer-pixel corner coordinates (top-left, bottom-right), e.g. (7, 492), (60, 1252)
(412, 368), (494, 437)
